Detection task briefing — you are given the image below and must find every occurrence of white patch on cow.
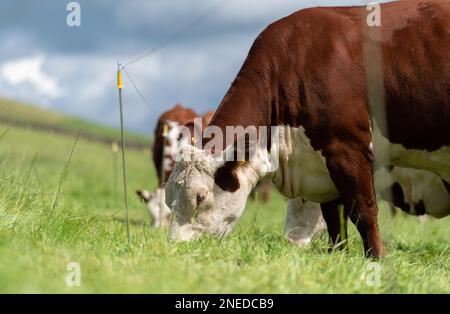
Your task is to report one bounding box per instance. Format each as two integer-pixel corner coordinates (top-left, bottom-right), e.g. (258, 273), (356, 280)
(371, 121), (450, 182)
(284, 198), (326, 247)
(166, 120), (181, 145)
(163, 120), (181, 172)
(147, 187), (171, 228)
(373, 167), (395, 193)
(266, 126), (339, 202)
(139, 190), (153, 202)
(371, 166), (449, 218)
(389, 168), (450, 218)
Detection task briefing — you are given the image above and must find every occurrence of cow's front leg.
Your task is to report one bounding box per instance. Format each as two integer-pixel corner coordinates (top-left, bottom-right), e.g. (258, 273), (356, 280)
(320, 198), (348, 252)
(324, 145), (385, 258)
(284, 198), (326, 247)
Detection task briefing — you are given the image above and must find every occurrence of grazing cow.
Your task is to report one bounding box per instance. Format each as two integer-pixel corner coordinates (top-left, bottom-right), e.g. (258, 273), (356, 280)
(137, 104), (198, 227)
(137, 106), (216, 227)
(165, 1), (450, 257)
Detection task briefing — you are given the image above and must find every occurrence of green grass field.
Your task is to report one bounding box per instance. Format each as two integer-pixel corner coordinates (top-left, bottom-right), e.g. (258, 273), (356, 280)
(0, 121), (449, 293)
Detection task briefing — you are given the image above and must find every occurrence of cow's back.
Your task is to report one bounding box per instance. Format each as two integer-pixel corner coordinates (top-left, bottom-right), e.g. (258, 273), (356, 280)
(234, 0), (449, 150)
(211, 0), (450, 197)
(378, 1), (450, 150)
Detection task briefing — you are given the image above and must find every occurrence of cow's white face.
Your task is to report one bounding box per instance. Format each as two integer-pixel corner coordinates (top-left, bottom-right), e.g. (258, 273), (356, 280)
(165, 144), (264, 241)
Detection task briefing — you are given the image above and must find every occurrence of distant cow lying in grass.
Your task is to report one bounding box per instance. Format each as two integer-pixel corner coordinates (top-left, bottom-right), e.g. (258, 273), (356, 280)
(136, 105), (215, 227)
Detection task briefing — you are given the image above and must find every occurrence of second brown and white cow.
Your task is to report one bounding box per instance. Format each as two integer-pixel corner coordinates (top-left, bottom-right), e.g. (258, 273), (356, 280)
(137, 105), (215, 227)
(137, 104), (198, 227)
(165, 1), (450, 257)
(286, 166), (450, 248)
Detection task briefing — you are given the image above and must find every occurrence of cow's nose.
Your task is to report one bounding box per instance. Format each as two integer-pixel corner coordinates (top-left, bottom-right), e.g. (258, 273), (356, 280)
(196, 192), (207, 206)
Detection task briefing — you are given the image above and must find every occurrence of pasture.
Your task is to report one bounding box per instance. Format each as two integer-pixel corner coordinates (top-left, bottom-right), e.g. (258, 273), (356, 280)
(0, 119), (448, 294)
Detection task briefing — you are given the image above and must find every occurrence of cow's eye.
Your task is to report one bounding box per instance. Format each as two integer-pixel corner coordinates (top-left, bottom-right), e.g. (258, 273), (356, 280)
(224, 214), (237, 223)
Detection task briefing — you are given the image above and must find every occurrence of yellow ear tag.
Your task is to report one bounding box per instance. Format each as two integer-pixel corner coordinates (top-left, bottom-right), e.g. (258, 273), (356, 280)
(191, 137), (197, 144)
(162, 124), (169, 137)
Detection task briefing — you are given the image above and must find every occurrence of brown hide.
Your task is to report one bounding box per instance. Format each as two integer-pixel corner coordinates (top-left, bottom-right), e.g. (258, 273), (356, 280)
(202, 110), (215, 126)
(206, 0), (449, 257)
(153, 104), (198, 186)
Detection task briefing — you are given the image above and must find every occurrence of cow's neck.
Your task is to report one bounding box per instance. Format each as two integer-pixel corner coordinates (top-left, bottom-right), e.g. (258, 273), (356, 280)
(206, 54), (307, 151)
(206, 66), (275, 151)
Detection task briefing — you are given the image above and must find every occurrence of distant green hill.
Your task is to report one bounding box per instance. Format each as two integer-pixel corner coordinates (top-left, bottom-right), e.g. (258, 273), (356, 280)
(0, 97), (151, 149)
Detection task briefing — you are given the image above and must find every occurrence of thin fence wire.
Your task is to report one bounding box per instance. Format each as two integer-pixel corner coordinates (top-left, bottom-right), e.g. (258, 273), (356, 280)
(123, 0), (224, 68)
(120, 0), (226, 114)
(122, 67), (158, 114)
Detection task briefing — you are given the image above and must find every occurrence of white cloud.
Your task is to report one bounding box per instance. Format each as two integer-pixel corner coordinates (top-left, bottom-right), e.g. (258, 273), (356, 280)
(1, 55), (63, 98)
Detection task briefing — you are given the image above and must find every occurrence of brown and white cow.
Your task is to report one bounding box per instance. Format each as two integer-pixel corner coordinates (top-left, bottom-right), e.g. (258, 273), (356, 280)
(137, 106), (216, 227)
(137, 104), (198, 227)
(165, 1), (450, 257)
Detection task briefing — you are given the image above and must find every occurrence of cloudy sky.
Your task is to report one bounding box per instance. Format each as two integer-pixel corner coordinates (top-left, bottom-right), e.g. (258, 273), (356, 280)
(0, 0), (390, 134)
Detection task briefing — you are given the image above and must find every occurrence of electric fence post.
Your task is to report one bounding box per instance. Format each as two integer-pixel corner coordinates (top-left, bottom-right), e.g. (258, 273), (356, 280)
(117, 61), (131, 243)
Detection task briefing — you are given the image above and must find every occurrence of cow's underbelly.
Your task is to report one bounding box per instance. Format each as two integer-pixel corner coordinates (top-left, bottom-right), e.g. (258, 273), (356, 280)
(390, 168), (450, 218)
(371, 121), (450, 182)
(270, 126), (338, 203)
(268, 125), (450, 204)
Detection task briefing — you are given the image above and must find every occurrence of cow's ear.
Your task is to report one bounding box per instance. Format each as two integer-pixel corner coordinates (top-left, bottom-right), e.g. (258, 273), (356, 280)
(214, 161), (240, 192)
(136, 190), (153, 203)
(214, 137), (251, 192)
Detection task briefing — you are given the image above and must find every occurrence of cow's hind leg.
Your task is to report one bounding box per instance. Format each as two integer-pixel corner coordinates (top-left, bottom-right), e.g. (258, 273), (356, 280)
(284, 198), (325, 247)
(324, 144), (385, 258)
(320, 198), (349, 252)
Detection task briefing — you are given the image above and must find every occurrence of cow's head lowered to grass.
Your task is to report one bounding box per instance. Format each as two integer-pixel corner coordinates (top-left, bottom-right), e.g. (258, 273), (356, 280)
(165, 142), (274, 241)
